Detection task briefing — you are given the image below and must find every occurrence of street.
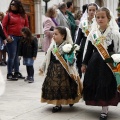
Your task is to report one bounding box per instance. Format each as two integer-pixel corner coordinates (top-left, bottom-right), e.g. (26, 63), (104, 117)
(0, 52), (120, 120)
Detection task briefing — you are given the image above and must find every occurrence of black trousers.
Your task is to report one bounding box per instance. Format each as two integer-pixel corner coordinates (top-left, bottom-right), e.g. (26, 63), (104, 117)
(26, 66), (34, 77)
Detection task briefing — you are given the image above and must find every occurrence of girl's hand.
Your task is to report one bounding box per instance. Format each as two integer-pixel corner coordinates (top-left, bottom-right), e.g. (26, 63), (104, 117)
(3, 40), (7, 45)
(81, 64), (87, 73)
(7, 36), (13, 43)
(33, 57), (36, 60)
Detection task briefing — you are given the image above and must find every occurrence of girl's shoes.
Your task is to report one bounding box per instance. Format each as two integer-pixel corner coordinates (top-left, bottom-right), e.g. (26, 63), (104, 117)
(52, 106), (62, 113)
(28, 77), (34, 83)
(100, 113), (108, 120)
(24, 76), (34, 83)
(24, 76), (29, 81)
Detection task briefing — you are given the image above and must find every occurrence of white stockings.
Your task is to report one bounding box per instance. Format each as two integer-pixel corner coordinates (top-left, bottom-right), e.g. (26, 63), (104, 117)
(101, 106), (108, 114)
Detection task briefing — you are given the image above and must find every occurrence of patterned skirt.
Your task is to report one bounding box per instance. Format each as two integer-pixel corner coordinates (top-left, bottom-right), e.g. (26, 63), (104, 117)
(41, 61), (80, 105)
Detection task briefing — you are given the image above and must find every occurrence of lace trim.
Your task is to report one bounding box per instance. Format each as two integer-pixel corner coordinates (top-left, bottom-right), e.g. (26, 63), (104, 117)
(41, 96), (81, 105)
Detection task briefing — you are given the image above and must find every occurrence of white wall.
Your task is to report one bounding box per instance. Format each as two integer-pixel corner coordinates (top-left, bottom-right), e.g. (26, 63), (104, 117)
(0, 0), (11, 13)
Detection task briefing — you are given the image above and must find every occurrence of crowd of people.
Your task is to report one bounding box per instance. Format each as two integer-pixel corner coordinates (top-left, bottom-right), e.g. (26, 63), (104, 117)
(40, 1), (120, 120)
(1, 0), (120, 120)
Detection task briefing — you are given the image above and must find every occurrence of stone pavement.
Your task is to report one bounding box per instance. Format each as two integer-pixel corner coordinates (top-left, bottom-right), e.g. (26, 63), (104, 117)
(0, 52), (120, 120)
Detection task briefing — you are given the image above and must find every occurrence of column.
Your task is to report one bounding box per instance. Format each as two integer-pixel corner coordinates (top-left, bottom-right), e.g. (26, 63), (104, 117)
(34, 0), (43, 49)
(34, 0), (42, 34)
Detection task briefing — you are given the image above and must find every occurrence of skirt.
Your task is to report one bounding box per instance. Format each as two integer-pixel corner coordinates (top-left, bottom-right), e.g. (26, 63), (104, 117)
(83, 52), (120, 106)
(23, 58), (34, 66)
(41, 61), (80, 105)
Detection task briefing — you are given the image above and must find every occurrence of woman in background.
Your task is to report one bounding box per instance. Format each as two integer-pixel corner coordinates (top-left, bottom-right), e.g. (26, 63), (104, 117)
(2, 0), (29, 80)
(42, 6), (58, 53)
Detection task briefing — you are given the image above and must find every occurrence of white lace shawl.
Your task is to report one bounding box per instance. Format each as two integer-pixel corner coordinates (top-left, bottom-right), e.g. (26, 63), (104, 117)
(83, 26), (120, 60)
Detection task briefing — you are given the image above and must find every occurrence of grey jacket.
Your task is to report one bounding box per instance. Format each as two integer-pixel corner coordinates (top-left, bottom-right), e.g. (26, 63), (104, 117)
(56, 9), (70, 29)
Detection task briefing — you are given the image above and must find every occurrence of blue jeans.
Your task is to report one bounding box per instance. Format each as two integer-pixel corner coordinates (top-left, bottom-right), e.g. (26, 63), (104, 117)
(6, 36), (21, 74)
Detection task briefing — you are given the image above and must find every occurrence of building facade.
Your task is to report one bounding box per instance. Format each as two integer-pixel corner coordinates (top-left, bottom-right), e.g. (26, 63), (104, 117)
(0, 0), (119, 35)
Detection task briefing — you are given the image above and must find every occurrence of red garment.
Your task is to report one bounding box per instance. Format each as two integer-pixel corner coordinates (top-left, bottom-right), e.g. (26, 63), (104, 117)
(2, 12), (29, 38)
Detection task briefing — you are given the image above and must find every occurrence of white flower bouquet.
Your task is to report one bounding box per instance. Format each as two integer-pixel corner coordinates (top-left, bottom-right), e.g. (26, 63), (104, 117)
(105, 54), (120, 64)
(62, 44), (80, 65)
(111, 54), (120, 63)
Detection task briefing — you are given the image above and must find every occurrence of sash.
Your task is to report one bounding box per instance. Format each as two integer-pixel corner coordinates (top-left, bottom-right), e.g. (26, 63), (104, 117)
(91, 31), (115, 70)
(53, 49), (82, 95)
(81, 20), (90, 36)
(91, 31), (120, 92)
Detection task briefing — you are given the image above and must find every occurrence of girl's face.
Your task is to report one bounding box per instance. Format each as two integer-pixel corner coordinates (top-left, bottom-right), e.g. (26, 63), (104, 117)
(21, 32), (26, 38)
(88, 5), (96, 19)
(53, 29), (64, 44)
(96, 11), (109, 29)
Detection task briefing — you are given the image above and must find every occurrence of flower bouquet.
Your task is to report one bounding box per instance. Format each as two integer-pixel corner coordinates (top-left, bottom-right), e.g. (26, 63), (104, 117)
(105, 54), (120, 92)
(62, 44), (80, 66)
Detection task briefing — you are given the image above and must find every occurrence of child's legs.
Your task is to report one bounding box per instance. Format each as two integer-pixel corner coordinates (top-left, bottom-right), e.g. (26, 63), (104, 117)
(27, 66), (34, 77)
(26, 66), (30, 77)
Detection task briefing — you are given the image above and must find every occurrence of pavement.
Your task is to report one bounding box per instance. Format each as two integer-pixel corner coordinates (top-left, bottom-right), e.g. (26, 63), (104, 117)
(0, 52), (120, 120)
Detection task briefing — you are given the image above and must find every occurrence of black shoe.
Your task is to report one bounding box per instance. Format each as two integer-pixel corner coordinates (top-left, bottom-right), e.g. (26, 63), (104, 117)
(24, 76), (29, 82)
(14, 72), (25, 79)
(7, 73), (18, 81)
(69, 104), (74, 107)
(7, 73), (13, 79)
(100, 113), (108, 120)
(52, 106), (62, 113)
(28, 77), (34, 83)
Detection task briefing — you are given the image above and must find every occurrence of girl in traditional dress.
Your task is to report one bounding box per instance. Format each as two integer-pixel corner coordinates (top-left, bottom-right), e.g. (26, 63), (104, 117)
(75, 3), (98, 77)
(81, 7), (120, 120)
(39, 26), (82, 113)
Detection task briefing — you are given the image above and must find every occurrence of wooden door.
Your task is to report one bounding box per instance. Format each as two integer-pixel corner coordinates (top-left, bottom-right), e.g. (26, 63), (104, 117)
(20, 0), (35, 33)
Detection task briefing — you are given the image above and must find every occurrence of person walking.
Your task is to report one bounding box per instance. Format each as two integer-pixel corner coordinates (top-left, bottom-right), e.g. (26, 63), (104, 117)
(42, 6), (58, 53)
(75, 3), (98, 77)
(39, 26), (82, 113)
(81, 7), (120, 120)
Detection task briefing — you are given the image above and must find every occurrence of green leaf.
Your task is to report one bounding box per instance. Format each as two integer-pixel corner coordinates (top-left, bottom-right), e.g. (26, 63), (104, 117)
(105, 57), (114, 63)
